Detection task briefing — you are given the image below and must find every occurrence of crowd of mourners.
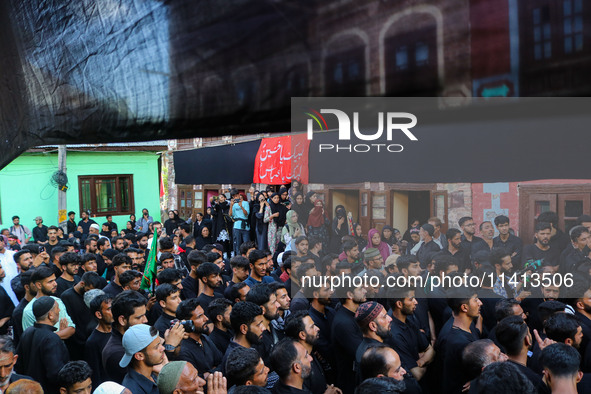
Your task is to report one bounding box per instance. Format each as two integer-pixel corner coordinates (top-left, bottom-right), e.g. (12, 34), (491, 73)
(2, 181), (591, 394)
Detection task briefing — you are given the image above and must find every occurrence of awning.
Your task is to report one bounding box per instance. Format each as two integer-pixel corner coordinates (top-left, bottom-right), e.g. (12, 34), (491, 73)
(173, 140), (261, 185)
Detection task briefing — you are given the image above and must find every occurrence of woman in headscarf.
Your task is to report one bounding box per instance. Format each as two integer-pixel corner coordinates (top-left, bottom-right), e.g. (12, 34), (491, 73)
(403, 218), (421, 243)
(329, 205), (350, 254)
(122, 221), (136, 235)
(291, 193), (307, 223)
(301, 191), (316, 226)
(281, 210), (306, 250)
(254, 192), (269, 251)
(381, 225), (397, 246)
(164, 210), (182, 236)
(353, 222), (366, 250)
(195, 225), (213, 250)
(279, 186), (290, 207)
(366, 228), (392, 261)
(264, 193), (288, 254)
(129, 214), (137, 231)
(306, 198), (330, 249)
(211, 193), (232, 258)
(288, 179), (303, 202)
(406, 227), (421, 254)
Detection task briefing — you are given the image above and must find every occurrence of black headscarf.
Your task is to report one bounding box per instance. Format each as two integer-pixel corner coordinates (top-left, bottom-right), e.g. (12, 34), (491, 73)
(269, 193), (288, 227)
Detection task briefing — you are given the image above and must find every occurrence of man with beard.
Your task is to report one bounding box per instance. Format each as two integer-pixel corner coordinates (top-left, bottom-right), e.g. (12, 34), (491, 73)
(55, 252), (82, 297)
(78, 211), (97, 238)
(440, 287), (483, 394)
(459, 216), (484, 255)
(16, 296), (70, 393)
(490, 247), (520, 298)
(354, 302), (393, 377)
(225, 347), (270, 388)
(0, 336), (32, 392)
(284, 310), (330, 394)
(416, 224), (441, 268)
(21, 266), (75, 339)
(522, 222), (561, 267)
(495, 315), (548, 392)
(111, 236), (127, 253)
(442, 228), (471, 273)
(387, 287), (435, 382)
(102, 290), (185, 384)
(472, 221), (495, 255)
(246, 283), (282, 364)
(270, 339), (322, 394)
(10, 249), (34, 301)
(195, 262), (223, 310)
(245, 249), (276, 287)
(85, 294), (113, 389)
(308, 285), (336, 372)
(269, 282), (291, 340)
(545, 313), (584, 350)
(120, 324), (164, 394)
(221, 301), (266, 375)
(207, 298), (233, 354)
(331, 275), (365, 394)
(176, 298), (223, 378)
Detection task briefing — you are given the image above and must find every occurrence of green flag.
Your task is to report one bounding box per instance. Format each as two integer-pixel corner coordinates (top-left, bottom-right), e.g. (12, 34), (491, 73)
(141, 234), (158, 291)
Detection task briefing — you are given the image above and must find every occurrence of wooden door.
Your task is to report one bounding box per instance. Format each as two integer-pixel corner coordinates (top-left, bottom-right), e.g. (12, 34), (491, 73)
(557, 193), (590, 235)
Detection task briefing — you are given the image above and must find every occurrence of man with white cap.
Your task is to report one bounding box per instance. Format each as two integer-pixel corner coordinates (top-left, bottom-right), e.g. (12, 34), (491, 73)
(94, 381), (132, 394)
(120, 324), (165, 394)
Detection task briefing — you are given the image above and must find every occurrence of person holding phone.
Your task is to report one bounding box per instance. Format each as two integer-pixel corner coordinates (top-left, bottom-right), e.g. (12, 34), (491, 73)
(135, 208), (154, 233)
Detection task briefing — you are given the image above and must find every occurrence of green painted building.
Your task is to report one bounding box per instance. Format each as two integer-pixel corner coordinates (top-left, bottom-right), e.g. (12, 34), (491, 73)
(0, 142), (166, 231)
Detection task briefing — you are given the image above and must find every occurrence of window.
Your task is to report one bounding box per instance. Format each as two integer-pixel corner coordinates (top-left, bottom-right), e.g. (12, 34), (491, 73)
(78, 175), (135, 216)
(324, 46), (365, 96)
(563, 0), (584, 54)
(385, 26), (438, 96)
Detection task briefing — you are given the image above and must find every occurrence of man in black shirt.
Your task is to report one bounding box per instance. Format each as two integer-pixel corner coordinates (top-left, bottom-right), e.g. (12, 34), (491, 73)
(493, 215), (522, 267)
(120, 324), (163, 394)
(154, 283), (183, 337)
(540, 343), (584, 394)
(308, 285), (336, 372)
(32, 216), (49, 244)
(538, 211), (571, 255)
(61, 271), (102, 360)
(354, 301), (393, 384)
(443, 228), (471, 273)
(176, 298), (223, 377)
(331, 276), (365, 394)
(220, 301), (266, 375)
(78, 210), (97, 238)
(102, 290), (149, 383)
(441, 287), (482, 394)
(225, 346), (270, 388)
(56, 252), (82, 297)
(495, 315), (548, 392)
(0, 336), (33, 392)
(522, 222), (561, 267)
(459, 216), (483, 256)
(284, 311), (328, 394)
(11, 270), (35, 343)
(269, 339), (314, 394)
(206, 298), (233, 354)
(0, 265), (14, 336)
(181, 250), (206, 300)
(195, 262), (223, 310)
(246, 283), (282, 364)
(57, 361), (93, 394)
(560, 225), (591, 275)
(387, 287), (434, 382)
(16, 296), (69, 393)
(416, 224), (441, 268)
(224, 255), (251, 300)
(102, 253), (132, 297)
(85, 294), (113, 390)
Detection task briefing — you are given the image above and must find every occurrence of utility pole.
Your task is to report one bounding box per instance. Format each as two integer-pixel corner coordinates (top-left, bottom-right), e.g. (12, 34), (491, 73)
(58, 145), (67, 232)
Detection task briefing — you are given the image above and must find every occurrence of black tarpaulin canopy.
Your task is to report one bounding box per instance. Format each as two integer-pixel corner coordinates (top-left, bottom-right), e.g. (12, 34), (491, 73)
(173, 140), (261, 185)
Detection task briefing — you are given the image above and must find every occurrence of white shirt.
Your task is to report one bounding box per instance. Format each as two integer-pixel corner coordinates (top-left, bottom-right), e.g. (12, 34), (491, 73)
(0, 249), (18, 306)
